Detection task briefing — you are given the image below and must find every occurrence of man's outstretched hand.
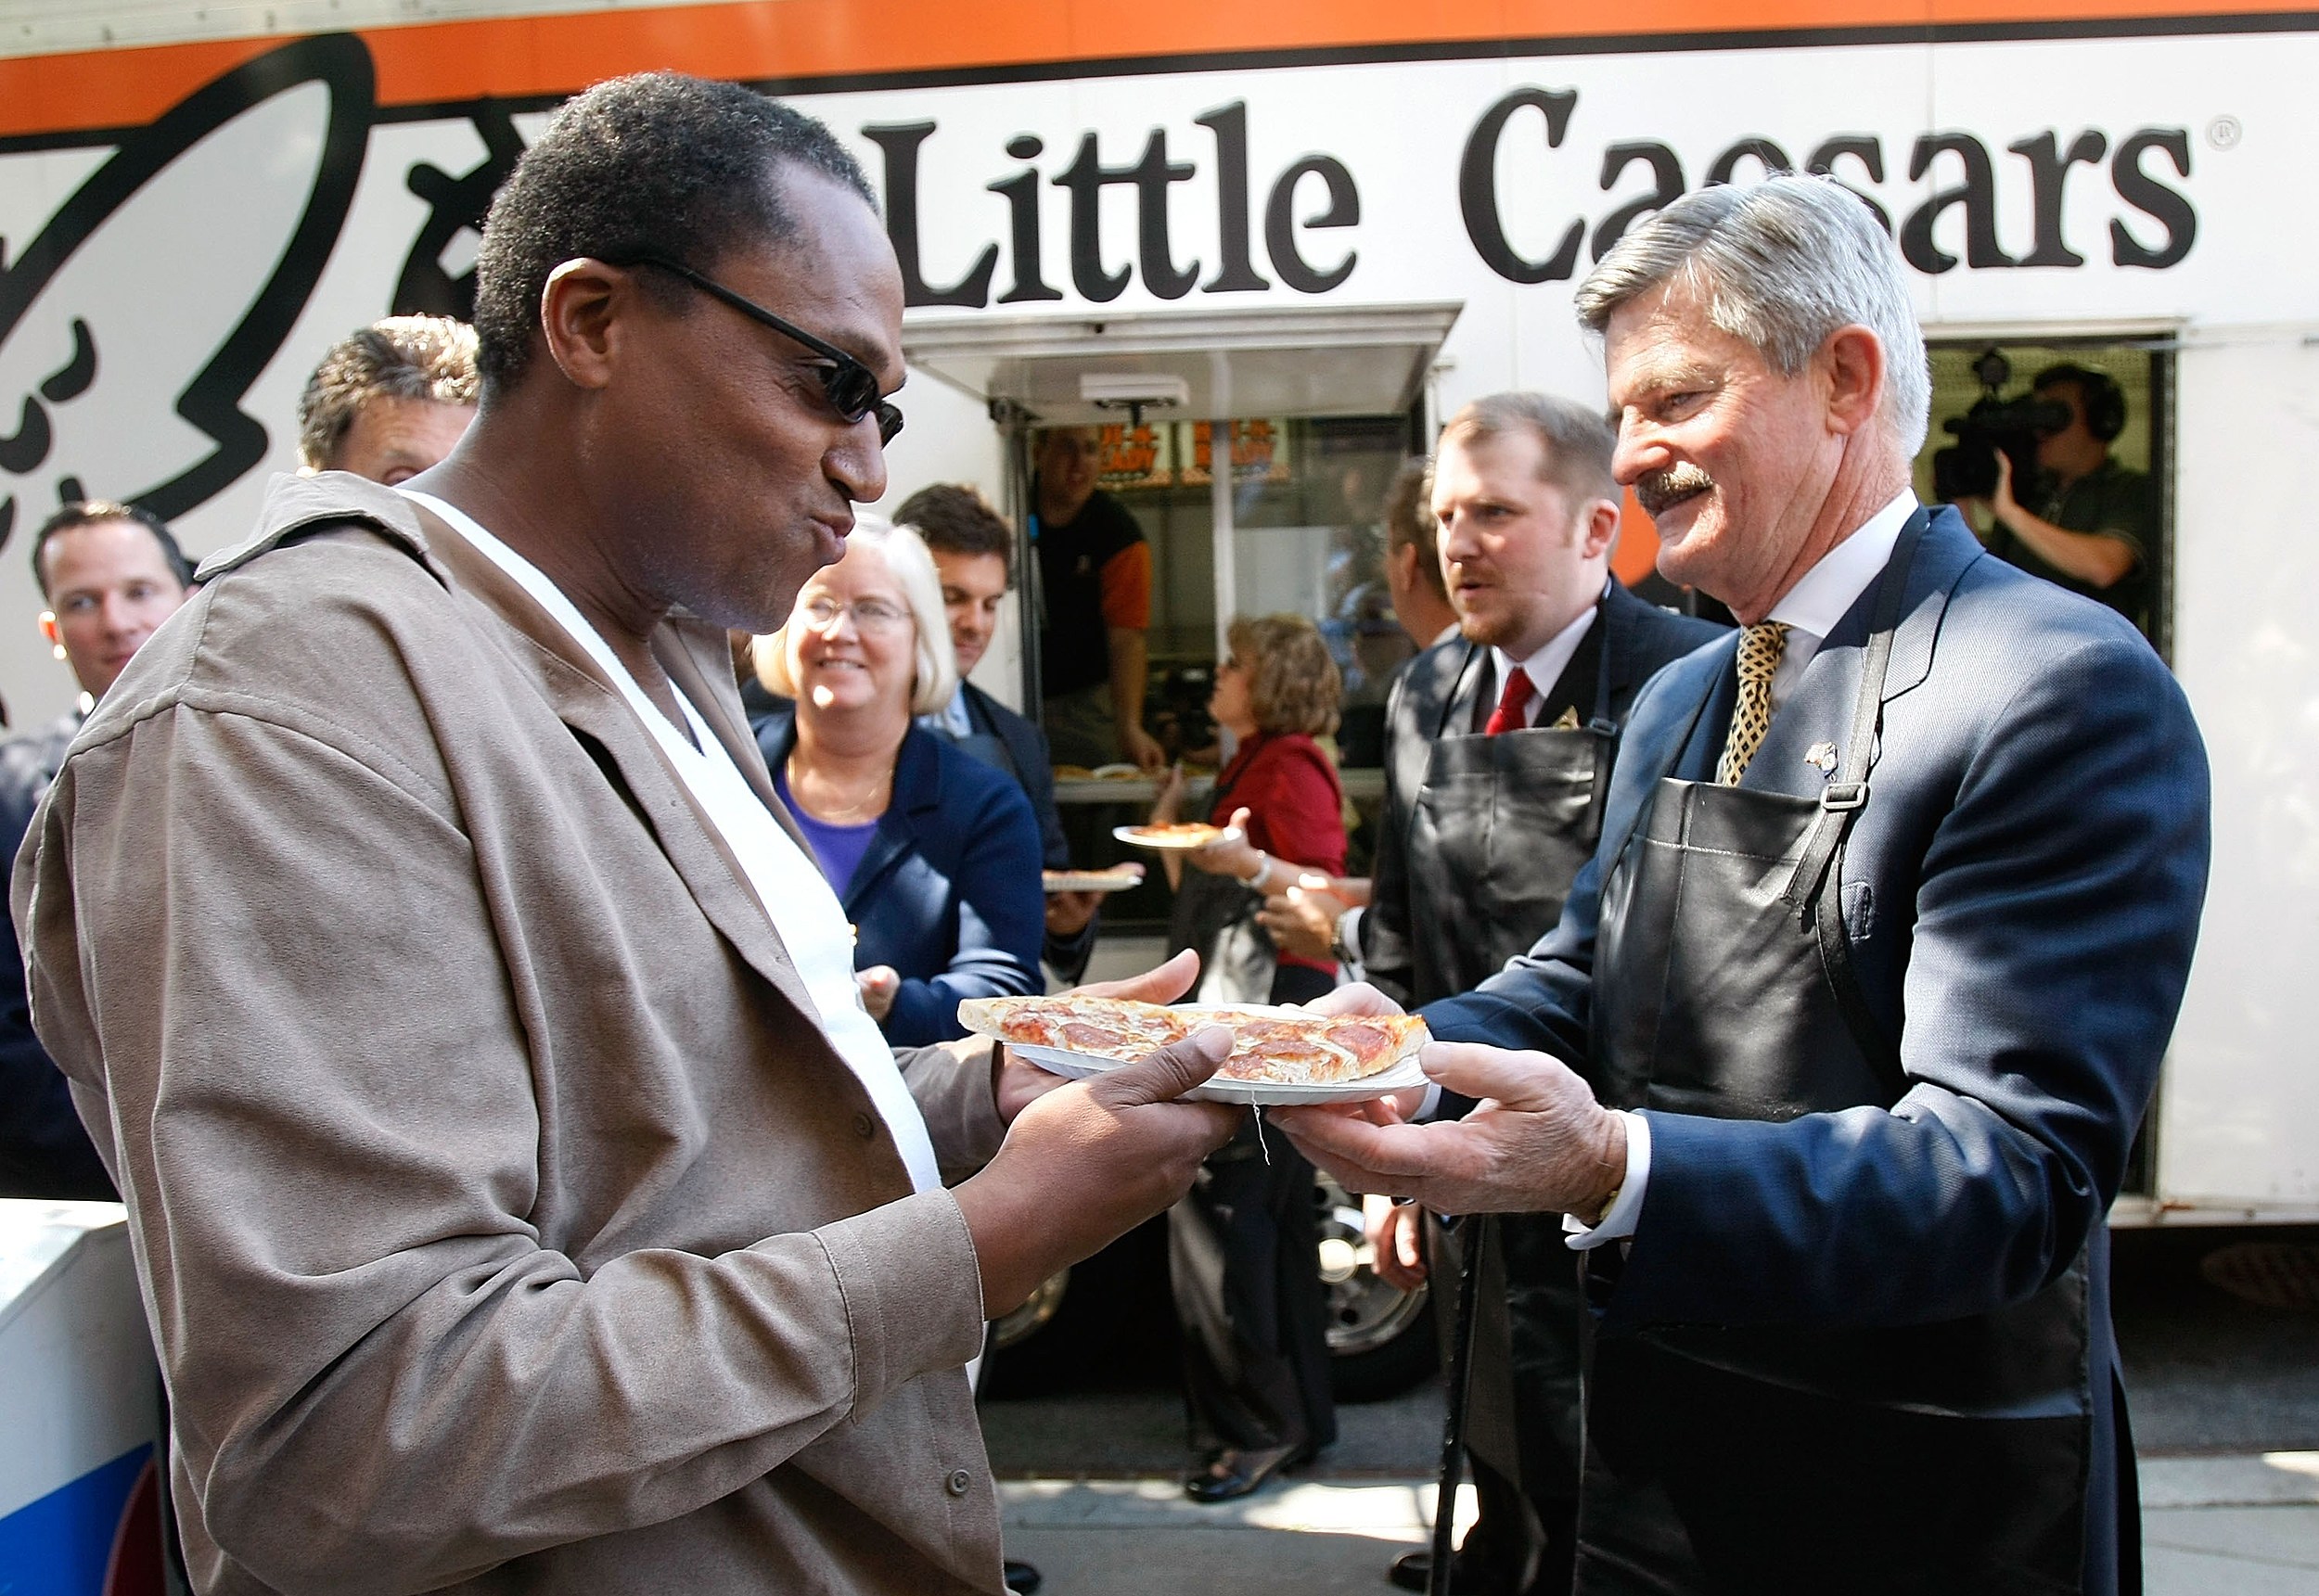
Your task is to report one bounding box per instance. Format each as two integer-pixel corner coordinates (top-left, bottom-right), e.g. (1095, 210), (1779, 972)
(1273, 1041), (1627, 1220)
(957, 1023), (1242, 1314)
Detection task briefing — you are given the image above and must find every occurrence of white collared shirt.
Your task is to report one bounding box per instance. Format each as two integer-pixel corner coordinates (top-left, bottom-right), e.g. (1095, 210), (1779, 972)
(1486, 589), (1604, 730)
(1764, 489), (1917, 711)
(402, 490), (943, 1198)
(922, 683), (974, 740)
(1562, 488), (1917, 1252)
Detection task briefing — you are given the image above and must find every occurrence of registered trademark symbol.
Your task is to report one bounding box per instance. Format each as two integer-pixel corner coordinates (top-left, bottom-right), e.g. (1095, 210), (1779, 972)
(2207, 115), (2243, 150)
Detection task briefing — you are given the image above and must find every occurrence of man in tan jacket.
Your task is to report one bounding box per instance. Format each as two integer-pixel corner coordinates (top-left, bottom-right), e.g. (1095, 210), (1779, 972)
(13, 74), (1238, 1594)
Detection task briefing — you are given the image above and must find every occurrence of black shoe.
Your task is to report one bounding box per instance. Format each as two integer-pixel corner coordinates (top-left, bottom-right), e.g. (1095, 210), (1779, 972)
(1387, 1548), (1505, 1595)
(1183, 1441), (1313, 1502)
(1003, 1558), (1043, 1594)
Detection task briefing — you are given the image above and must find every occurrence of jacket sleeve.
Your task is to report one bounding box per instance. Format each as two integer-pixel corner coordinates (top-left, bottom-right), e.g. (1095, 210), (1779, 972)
(893, 1038), (1008, 1179)
(17, 700), (988, 1593)
(1361, 675), (1420, 1008)
(882, 775), (1045, 1045)
(1607, 630), (2209, 1333)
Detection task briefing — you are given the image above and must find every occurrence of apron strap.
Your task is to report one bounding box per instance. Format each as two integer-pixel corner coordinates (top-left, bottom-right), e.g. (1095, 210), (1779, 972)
(1430, 1214), (1492, 1596)
(1779, 509), (1930, 1088)
(1432, 641), (1488, 742)
(1582, 585), (1621, 842)
(1587, 581), (1618, 728)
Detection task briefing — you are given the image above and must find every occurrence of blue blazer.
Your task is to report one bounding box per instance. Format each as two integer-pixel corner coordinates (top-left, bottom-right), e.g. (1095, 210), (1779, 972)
(1428, 507), (2210, 1590)
(753, 708), (1044, 1047)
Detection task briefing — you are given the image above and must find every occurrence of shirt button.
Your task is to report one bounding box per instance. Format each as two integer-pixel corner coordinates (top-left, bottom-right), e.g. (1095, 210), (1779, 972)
(852, 1112), (876, 1140)
(945, 1467), (972, 1497)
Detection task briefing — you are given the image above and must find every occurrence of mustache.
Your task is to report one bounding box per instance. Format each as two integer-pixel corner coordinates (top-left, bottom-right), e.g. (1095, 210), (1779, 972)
(1634, 463), (1715, 517)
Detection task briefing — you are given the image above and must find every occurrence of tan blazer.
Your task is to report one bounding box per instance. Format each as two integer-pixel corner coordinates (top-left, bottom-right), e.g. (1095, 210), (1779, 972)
(14, 472), (1010, 1594)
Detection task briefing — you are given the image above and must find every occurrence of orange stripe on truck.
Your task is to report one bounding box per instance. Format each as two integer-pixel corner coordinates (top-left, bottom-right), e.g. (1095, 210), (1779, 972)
(0, 0), (2309, 141)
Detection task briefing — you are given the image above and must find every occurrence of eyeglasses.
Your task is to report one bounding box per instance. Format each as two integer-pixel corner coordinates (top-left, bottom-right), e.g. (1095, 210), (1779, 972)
(617, 255), (904, 444)
(801, 596), (911, 635)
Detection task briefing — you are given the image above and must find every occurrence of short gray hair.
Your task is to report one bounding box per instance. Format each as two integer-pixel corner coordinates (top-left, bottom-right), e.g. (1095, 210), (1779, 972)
(755, 518), (958, 716)
(1574, 173), (1930, 453)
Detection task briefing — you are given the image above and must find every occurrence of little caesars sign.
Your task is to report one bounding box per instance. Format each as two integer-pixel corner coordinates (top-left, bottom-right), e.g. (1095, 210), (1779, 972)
(870, 81), (2200, 312)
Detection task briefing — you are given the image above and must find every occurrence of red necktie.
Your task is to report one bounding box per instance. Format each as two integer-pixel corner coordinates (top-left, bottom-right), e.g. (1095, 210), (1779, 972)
(1484, 665), (1534, 735)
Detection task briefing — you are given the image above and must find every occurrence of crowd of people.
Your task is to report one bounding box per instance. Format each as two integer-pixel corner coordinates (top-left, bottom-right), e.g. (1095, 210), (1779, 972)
(0, 68), (2208, 1596)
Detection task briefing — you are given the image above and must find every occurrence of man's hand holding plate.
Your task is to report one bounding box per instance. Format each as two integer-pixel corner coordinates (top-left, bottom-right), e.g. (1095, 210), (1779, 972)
(958, 1015), (1241, 1313)
(1273, 1041), (1627, 1219)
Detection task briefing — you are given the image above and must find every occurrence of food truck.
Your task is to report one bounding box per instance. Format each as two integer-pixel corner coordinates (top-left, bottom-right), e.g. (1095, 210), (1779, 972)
(0, 0), (2310, 1385)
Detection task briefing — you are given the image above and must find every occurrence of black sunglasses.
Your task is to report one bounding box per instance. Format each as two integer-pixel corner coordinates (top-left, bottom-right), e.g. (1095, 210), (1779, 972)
(617, 255), (903, 445)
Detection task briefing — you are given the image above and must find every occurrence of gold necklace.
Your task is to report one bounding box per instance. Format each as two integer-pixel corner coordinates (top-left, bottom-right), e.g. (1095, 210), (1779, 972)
(788, 756), (889, 822)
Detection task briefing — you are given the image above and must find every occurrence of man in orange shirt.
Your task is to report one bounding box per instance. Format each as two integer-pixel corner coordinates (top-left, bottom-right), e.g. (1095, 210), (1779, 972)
(1031, 427), (1164, 770)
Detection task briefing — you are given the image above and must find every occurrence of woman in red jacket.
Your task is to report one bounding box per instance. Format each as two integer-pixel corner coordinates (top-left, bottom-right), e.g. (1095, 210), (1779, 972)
(1162, 612), (1347, 1502)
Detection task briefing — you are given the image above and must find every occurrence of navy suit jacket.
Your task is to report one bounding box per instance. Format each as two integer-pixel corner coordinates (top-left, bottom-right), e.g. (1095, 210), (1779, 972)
(957, 682), (1070, 872)
(753, 708), (1044, 1047)
(0, 709), (112, 1199)
(951, 682), (1102, 984)
(1427, 508), (2209, 1584)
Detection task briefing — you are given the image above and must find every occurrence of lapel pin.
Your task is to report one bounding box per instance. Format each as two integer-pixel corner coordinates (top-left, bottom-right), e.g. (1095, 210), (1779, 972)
(1805, 741), (1839, 775)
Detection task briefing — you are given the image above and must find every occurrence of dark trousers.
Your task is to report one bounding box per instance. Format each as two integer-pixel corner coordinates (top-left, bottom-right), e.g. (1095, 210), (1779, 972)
(1169, 1112), (1338, 1459)
(1436, 1214), (1583, 1595)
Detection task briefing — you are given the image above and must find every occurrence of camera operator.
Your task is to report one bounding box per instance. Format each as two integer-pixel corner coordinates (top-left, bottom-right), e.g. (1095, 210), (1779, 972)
(1973, 364), (2156, 631)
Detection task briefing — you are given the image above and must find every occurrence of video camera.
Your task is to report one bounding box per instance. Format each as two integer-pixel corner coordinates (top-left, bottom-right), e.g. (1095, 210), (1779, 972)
(1929, 349), (2071, 503)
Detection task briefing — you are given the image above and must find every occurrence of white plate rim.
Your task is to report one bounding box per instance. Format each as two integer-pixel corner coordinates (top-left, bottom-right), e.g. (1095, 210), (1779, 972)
(1041, 870), (1144, 893)
(1109, 824), (1244, 851)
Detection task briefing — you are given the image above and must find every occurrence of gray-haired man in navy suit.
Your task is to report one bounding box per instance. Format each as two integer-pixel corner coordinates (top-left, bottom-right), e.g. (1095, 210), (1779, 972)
(1280, 173), (2209, 1595)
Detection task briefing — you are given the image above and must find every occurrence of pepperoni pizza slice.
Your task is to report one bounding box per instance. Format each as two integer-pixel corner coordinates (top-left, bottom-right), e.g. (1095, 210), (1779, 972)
(956, 996), (1429, 1086)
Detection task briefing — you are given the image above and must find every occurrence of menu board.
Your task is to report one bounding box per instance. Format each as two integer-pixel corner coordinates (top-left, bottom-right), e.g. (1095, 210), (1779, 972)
(1095, 419), (1291, 492)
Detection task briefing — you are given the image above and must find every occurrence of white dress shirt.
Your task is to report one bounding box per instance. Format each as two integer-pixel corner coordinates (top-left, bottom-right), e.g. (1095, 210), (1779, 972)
(1563, 490), (1918, 1251)
(921, 683), (974, 740)
(1485, 588), (1605, 730)
(403, 491), (943, 1198)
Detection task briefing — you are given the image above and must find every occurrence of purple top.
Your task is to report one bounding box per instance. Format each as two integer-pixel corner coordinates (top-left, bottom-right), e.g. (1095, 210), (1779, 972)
(774, 767), (879, 894)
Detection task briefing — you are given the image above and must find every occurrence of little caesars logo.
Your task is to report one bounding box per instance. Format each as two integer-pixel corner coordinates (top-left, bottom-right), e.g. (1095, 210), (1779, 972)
(868, 86), (2197, 310)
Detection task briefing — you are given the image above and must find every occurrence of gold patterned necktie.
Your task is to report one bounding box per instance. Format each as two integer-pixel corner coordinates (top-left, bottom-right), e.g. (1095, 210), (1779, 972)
(1716, 621), (1789, 786)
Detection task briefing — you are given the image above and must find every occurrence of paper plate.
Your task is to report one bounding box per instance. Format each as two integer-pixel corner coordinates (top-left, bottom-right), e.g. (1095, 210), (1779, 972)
(1042, 869), (1145, 893)
(1111, 824), (1243, 851)
(1008, 1005), (1428, 1105)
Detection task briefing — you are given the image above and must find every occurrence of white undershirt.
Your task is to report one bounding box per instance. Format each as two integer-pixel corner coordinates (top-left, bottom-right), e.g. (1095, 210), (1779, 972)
(1562, 489), (1916, 1252)
(402, 491), (942, 1197)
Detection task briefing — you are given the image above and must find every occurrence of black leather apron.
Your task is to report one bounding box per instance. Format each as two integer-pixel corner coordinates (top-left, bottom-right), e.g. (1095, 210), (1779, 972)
(1410, 615), (1619, 995)
(1423, 602), (1621, 1594)
(1576, 512), (2095, 1595)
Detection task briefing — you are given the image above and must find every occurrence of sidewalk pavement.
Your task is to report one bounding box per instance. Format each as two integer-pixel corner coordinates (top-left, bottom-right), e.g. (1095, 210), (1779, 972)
(999, 1453), (2319, 1594)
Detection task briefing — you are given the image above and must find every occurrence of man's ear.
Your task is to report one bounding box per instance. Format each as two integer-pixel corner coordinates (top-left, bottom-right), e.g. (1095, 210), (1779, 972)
(1386, 540), (1417, 591)
(537, 259), (634, 391)
(1578, 496), (1621, 560)
(1822, 325), (1886, 437)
